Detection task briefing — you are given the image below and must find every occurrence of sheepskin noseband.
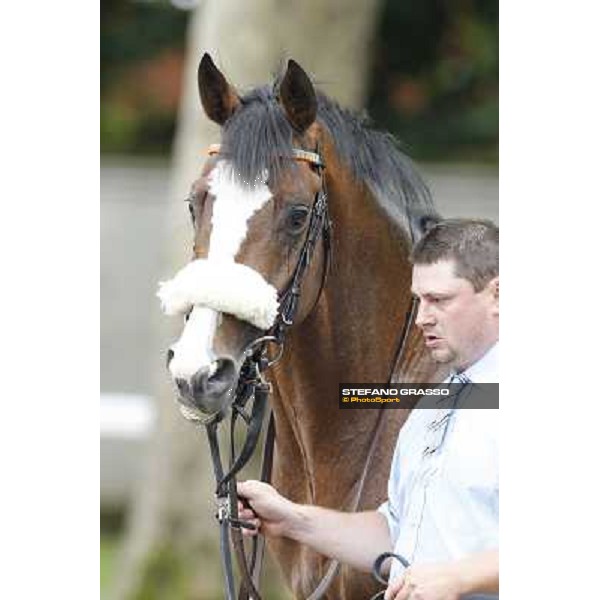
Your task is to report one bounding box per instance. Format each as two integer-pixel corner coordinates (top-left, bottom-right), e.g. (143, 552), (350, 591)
(157, 259), (279, 330)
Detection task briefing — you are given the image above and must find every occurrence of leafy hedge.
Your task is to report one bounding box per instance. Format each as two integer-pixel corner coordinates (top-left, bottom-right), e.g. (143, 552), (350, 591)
(101, 0), (498, 162)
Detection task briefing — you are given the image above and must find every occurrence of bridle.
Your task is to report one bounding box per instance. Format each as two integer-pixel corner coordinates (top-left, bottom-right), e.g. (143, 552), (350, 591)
(188, 143), (334, 600)
(181, 143), (418, 600)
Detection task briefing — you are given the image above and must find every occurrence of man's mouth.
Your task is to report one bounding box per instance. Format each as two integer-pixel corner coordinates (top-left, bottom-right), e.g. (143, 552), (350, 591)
(424, 333), (443, 348)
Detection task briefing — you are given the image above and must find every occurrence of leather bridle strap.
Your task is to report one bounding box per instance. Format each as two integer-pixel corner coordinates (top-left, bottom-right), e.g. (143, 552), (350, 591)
(244, 412), (275, 595)
(200, 144), (330, 600)
(208, 143), (325, 168)
(368, 552), (411, 600)
(205, 420), (237, 600)
(204, 374), (270, 600)
(275, 185), (331, 330)
(388, 294), (419, 382)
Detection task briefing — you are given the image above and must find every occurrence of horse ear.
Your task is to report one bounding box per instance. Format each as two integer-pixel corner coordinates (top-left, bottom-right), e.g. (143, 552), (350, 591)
(409, 212), (441, 243)
(197, 53), (240, 125)
(278, 59), (317, 133)
(418, 213), (442, 235)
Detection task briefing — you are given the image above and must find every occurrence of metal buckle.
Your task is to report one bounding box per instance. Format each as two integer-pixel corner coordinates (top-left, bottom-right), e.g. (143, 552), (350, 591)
(215, 495), (230, 523)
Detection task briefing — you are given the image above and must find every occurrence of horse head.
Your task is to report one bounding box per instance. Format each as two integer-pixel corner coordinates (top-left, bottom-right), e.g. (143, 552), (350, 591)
(159, 54), (330, 418)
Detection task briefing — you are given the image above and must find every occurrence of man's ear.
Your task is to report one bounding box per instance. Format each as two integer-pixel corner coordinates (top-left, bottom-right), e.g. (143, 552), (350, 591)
(197, 53), (240, 125)
(278, 59), (317, 133)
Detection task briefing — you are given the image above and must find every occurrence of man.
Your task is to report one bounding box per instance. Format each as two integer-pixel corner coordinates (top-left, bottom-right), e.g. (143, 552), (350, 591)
(238, 219), (499, 600)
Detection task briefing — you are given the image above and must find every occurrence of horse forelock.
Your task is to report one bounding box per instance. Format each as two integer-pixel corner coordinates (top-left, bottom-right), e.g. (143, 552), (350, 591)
(221, 86), (299, 186)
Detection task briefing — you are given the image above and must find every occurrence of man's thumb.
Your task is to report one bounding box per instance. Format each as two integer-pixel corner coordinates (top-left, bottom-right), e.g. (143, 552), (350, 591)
(237, 479), (258, 499)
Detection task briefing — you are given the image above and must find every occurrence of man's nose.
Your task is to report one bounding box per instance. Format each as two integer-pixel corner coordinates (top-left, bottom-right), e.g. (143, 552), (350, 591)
(415, 301), (434, 328)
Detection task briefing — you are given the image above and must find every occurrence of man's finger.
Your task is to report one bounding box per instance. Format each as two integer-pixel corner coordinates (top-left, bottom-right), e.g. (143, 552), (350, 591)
(237, 480), (251, 497)
(237, 499), (254, 514)
(241, 519), (261, 537)
(238, 507), (256, 520)
(237, 479), (261, 501)
(395, 578), (413, 600)
(384, 575), (405, 600)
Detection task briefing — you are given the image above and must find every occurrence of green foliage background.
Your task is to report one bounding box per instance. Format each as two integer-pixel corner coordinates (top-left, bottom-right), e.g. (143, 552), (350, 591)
(369, 0), (498, 161)
(100, 0), (188, 154)
(101, 0), (497, 162)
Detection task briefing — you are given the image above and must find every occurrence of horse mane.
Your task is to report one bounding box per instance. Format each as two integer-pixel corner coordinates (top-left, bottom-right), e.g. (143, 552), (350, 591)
(220, 81), (435, 227)
(316, 93), (435, 228)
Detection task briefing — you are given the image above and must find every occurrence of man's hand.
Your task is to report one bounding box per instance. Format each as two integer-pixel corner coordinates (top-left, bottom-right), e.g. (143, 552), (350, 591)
(384, 562), (464, 600)
(384, 550), (498, 600)
(237, 480), (299, 538)
(237, 480), (393, 572)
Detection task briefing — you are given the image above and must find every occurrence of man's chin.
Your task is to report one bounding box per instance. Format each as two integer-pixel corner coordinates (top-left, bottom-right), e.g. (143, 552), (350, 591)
(428, 346), (454, 365)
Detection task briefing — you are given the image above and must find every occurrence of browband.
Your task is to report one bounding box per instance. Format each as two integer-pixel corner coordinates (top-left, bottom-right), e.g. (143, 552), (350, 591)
(207, 144), (324, 168)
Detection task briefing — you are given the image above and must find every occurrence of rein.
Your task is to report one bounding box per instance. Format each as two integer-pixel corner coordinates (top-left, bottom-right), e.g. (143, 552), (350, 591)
(185, 144), (418, 600)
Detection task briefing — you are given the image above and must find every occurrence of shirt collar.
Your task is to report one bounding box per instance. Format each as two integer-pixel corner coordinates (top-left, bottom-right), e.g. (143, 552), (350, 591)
(460, 341), (499, 383)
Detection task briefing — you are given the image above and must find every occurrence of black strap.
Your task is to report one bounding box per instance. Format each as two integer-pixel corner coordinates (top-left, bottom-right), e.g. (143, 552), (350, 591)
(238, 413), (276, 600)
(389, 295), (419, 383)
(206, 422), (237, 600)
(217, 382), (270, 497)
(226, 383), (274, 600)
(369, 552), (411, 600)
(277, 185), (331, 329)
(206, 397), (267, 600)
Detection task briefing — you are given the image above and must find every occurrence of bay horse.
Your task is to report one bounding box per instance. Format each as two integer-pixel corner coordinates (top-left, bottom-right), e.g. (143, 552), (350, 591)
(159, 53), (445, 599)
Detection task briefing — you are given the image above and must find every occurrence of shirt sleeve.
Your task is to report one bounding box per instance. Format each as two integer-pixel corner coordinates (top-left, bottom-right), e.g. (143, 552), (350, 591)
(377, 425), (406, 544)
(377, 499), (400, 543)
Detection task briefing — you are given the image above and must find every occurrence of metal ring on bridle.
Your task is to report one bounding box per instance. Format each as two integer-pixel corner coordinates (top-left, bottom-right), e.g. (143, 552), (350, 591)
(241, 334), (285, 371)
(242, 335), (279, 358)
(263, 341), (284, 368)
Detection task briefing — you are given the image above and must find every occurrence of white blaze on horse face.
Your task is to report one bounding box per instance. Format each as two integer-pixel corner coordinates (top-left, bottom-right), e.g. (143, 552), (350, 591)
(208, 162), (272, 261)
(169, 307), (220, 380)
(168, 161), (272, 382)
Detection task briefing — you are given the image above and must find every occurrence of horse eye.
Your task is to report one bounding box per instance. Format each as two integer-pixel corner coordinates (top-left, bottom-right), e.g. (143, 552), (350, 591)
(188, 203), (195, 224)
(286, 205), (310, 233)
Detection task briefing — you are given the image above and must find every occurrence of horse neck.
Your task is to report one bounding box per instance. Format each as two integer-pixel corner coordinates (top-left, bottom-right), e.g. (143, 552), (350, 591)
(315, 159), (415, 379)
(269, 151), (425, 506)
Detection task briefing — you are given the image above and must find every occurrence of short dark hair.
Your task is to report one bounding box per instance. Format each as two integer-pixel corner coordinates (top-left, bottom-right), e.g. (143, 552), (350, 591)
(411, 218), (499, 292)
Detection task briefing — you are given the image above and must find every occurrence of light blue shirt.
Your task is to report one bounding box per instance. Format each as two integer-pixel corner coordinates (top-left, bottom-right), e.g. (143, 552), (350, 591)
(378, 343), (499, 585)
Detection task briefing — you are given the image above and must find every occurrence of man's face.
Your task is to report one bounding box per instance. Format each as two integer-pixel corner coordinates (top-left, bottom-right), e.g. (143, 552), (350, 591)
(411, 259), (499, 372)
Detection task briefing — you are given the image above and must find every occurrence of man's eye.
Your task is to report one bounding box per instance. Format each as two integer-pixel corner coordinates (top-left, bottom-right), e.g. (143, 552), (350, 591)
(286, 205), (310, 233)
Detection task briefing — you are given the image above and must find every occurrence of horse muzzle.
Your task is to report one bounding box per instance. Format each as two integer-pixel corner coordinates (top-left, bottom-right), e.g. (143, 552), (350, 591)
(167, 353), (238, 417)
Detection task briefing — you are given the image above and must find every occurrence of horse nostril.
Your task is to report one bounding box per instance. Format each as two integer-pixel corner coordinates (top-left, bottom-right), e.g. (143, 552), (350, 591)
(175, 378), (190, 396)
(208, 358), (236, 391)
(190, 368), (209, 398)
(190, 359), (236, 399)
(166, 348), (175, 367)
